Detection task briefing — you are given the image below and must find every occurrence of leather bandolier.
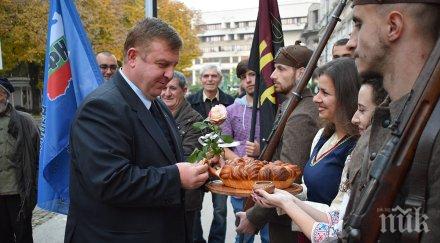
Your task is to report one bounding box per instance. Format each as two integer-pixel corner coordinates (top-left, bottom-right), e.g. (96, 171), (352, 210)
(400, 98), (440, 242)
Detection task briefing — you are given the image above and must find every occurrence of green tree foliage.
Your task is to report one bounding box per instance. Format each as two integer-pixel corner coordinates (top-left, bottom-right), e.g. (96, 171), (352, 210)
(0, 0), (200, 111)
(0, 0), (48, 71)
(0, 0), (48, 112)
(158, 0), (201, 73)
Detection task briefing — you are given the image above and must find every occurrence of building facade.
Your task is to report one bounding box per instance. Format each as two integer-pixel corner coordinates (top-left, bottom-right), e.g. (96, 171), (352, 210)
(188, 0), (319, 93)
(8, 77), (34, 111)
(317, 0), (353, 63)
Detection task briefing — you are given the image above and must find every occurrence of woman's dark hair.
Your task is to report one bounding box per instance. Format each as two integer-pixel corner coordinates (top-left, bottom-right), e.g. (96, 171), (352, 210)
(362, 78), (388, 106)
(315, 57), (361, 137)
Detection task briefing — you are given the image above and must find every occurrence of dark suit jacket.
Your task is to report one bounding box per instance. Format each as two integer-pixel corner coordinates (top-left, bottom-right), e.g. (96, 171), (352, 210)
(65, 71), (186, 243)
(186, 88), (234, 118)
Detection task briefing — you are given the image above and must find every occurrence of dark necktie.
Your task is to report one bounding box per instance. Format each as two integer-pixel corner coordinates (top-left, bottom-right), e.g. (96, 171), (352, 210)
(150, 101), (177, 159)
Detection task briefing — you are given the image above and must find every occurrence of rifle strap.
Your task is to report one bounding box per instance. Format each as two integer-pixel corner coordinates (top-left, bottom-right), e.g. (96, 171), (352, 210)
(402, 97), (440, 242)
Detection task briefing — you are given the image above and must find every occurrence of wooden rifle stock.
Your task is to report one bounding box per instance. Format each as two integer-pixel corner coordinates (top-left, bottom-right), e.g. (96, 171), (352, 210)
(258, 0), (348, 161)
(346, 36), (440, 242)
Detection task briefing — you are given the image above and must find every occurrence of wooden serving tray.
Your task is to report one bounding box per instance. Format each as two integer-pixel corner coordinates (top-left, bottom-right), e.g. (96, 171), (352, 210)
(205, 180), (303, 197)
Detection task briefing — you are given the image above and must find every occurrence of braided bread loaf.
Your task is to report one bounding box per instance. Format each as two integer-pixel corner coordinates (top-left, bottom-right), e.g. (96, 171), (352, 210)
(218, 158), (301, 189)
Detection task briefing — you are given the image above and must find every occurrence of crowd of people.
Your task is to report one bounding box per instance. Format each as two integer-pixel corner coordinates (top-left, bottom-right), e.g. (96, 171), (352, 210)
(1, 0), (439, 243)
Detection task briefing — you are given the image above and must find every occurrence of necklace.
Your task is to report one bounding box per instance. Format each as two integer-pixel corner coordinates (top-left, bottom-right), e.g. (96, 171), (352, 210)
(311, 134), (350, 166)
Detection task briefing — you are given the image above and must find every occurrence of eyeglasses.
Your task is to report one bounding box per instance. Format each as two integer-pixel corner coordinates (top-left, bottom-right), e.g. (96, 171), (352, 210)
(99, 64), (118, 71)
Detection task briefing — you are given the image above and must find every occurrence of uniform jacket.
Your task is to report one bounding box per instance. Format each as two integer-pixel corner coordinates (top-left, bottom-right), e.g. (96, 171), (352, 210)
(65, 71), (186, 243)
(342, 94), (440, 242)
(186, 88), (234, 118)
(246, 88), (320, 243)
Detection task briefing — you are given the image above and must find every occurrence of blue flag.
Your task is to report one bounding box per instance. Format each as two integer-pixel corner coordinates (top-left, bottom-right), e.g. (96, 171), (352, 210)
(38, 0), (103, 214)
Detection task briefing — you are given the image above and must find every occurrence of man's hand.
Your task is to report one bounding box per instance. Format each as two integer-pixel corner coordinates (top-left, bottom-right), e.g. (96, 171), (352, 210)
(236, 212), (257, 235)
(245, 141), (260, 157)
(176, 162), (209, 189)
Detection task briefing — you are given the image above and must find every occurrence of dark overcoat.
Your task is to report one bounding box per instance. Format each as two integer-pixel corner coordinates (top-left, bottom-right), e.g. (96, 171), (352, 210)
(65, 71), (186, 243)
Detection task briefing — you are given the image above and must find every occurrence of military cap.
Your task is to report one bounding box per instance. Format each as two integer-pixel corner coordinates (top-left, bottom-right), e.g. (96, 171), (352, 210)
(274, 41), (313, 69)
(0, 77), (15, 97)
(353, 0), (440, 5)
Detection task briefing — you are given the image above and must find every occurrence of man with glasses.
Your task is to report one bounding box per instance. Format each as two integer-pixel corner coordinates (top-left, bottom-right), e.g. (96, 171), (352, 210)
(96, 51), (118, 81)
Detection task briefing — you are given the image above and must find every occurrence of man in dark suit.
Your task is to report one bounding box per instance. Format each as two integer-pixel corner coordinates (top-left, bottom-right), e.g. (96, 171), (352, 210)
(187, 65), (234, 243)
(65, 18), (209, 243)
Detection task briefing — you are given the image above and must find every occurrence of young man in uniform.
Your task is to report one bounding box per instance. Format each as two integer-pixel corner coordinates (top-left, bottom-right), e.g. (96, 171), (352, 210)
(342, 0), (440, 242)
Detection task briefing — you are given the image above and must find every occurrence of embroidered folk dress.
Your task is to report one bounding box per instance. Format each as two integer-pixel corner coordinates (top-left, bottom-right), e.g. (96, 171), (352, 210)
(303, 130), (357, 242)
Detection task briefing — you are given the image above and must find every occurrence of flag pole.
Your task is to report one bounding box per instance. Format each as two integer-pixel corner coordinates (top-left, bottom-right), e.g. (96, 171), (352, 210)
(145, 0), (157, 18)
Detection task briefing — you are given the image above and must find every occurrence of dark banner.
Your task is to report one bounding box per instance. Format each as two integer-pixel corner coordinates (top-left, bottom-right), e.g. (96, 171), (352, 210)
(249, 0), (284, 145)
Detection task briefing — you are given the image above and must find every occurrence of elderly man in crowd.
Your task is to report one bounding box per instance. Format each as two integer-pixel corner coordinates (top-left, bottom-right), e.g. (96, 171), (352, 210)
(187, 64), (234, 243)
(0, 77), (39, 243)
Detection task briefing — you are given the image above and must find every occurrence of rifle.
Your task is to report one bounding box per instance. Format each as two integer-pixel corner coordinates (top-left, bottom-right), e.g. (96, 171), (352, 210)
(258, 0), (348, 161)
(346, 36), (440, 242)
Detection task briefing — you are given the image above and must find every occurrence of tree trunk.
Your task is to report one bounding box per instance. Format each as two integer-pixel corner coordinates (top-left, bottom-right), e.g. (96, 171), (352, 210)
(28, 62), (42, 114)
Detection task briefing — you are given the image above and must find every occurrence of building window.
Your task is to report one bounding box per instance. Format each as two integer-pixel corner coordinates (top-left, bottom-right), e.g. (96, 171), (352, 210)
(282, 18), (295, 25)
(206, 23), (222, 30)
(313, 10), (319, 24)
(203, 57), (222, 63)
(243, 33), (254, 40)
(205, 35), (223, 42)
(233, 56), (239, 62)
(236, 45), (250, 51)
(237, 21), (247, 28)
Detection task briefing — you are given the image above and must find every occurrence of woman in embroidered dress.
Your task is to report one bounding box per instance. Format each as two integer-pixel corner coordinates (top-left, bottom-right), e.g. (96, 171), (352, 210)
(302, 57), (360, 206)
(253, 77), (387, 243)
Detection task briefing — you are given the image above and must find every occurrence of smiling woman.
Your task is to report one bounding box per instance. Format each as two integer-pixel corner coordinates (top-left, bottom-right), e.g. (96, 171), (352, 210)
(304, 57), (361, 205)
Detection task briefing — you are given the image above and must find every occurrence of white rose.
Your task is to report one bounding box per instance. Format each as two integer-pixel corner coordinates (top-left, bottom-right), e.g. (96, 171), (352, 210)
(208, 104), (227, 125)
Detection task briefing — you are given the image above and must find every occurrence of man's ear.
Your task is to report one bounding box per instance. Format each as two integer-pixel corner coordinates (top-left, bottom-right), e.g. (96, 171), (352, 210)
(387, 11), (404, 42)
(126, 48), (138, 68)
(183, 86), (188, 94)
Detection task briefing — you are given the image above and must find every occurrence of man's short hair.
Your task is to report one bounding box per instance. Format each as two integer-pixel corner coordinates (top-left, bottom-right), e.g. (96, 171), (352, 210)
(333, 38), (349, 47)
(173, 71), (187, 89)
(236, 59), (250, 79)
(123, 18), (182, 61)
(376, 3), (440, 44)
(96, 51), (115, 58)
(200, 64), (223, 80)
